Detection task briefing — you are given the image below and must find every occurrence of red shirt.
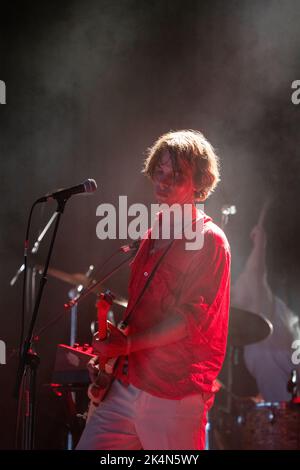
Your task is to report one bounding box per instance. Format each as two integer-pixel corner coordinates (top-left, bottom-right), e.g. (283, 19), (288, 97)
(119, 212), (231, 399)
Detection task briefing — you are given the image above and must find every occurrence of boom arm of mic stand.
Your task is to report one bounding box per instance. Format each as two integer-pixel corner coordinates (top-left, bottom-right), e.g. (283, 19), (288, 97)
(31, 211), (58, 254)
(10, 207), (59, 287)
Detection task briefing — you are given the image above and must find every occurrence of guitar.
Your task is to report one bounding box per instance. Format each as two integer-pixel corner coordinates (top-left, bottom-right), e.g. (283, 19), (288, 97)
(86, 290), (127, 421)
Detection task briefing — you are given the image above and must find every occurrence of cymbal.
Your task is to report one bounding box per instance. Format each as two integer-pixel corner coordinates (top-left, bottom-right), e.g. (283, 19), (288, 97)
(42, 266), (90, 286)
(228, 307), (273, 347)
(37, 265), (128, 308)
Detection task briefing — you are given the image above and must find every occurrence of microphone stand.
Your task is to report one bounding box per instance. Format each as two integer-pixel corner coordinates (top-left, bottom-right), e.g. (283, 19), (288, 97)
(220, 204), (236, 416)
(15, 197), (68, 450)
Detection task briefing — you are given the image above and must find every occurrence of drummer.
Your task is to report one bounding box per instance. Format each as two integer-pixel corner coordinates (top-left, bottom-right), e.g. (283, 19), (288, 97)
(231, 203), (300, 402)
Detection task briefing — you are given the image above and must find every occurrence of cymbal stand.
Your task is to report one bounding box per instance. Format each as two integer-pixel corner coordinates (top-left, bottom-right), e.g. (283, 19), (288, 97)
(220, 205), (236, 415)
(206, 204), (237, 449)
(66, 264), (94, 450)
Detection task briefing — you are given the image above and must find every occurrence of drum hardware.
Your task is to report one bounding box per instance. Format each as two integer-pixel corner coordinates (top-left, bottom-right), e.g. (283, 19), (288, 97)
(287, 369), (299, 401)
(38, 265), (128, 308)
(239, 401), (300, 450)
(223, 307), (273, 415)
(210, 306), (275, 448)
(66, 265), (94, 446)
(228, 307), (273, 347)
(221, 205), (237, 227)
(214, 370), (300, 449)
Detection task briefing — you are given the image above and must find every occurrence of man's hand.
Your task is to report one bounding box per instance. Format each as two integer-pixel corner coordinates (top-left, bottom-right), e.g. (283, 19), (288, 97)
(87, 356), (100, 383)
(92, 324), (128, 358)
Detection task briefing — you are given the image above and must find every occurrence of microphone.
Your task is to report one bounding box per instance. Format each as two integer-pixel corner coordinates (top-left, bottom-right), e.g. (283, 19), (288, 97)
(119, 239), (141, 253)
(37, 178), (97, 203)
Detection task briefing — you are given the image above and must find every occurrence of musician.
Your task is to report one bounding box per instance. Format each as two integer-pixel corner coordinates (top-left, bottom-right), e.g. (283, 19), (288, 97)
(231, 202), (300, 402)
(76, 130), (231, 450)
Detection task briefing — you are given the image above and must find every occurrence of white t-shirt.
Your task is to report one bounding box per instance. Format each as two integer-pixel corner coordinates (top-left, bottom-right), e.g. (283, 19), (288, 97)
(243, 295), (300, 401)
(231, 216), (300, 402)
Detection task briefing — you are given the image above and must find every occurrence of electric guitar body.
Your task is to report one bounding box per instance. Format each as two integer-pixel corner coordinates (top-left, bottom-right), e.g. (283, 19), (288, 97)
(86, 290), (127, 421)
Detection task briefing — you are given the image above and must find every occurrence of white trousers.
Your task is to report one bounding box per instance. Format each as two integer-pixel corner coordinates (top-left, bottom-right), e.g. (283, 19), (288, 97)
(76, 380), (213, 450)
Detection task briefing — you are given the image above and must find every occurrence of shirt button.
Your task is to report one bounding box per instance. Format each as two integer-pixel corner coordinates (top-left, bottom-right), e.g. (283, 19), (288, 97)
(144, 271), (148, 277)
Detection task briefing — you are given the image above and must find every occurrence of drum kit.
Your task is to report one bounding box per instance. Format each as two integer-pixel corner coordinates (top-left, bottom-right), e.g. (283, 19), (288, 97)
(211, 307), (300, 450)
(46, 265), (300, 450)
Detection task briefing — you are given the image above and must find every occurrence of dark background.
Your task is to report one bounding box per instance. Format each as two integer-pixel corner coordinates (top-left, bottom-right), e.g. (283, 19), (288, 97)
(0, 0), (300, 449)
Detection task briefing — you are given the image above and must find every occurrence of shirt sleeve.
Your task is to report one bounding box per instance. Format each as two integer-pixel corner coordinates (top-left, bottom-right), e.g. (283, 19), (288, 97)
(175, 230), (231, 344)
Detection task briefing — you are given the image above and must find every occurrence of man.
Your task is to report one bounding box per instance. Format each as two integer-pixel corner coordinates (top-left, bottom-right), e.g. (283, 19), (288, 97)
(77, 130), (231, 450)
(231, 202), (300, 402)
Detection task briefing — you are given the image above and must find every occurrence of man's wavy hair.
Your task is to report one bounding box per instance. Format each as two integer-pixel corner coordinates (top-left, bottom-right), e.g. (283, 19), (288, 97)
(143, 130), (220, 202)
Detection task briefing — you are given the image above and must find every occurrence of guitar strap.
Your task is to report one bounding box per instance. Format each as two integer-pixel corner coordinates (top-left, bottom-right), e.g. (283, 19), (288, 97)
(122, 212), (200, 327)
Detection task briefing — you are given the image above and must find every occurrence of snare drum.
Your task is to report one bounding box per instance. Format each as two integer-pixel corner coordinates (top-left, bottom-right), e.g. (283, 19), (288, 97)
(241, 401), (300, 450)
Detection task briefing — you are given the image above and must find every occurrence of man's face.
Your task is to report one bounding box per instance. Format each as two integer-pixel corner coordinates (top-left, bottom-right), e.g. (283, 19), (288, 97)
(152, 151), (195, 205)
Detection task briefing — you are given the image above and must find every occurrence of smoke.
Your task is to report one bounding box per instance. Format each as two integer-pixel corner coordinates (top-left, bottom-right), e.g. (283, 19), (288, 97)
(1, 0), (300, 448)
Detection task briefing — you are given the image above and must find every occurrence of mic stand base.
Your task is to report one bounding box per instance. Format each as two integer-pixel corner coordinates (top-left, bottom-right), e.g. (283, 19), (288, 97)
(20, 350), (40, 450)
